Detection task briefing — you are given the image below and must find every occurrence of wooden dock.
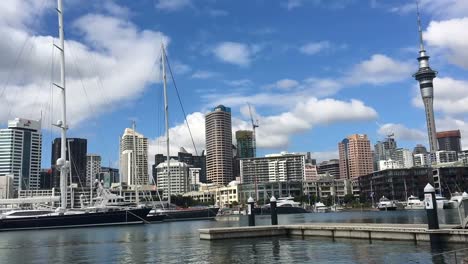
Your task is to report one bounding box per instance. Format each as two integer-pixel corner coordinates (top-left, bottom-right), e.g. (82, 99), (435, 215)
(199, 223), (468, 243)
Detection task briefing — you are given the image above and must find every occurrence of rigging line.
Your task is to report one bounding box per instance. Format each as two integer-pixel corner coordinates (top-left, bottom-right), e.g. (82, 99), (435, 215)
(66, 41), (98, 118)
(163, 52), (199, 156)
(27, 39), (55, 119)
(7, 36), (38, 120)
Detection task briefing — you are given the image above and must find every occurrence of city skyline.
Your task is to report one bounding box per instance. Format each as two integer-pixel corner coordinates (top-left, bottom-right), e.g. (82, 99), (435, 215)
(0, 1), (466, 169)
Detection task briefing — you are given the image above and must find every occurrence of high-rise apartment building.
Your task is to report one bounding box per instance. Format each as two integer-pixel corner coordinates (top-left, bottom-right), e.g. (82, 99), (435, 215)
(394, 148), (414, 168)
(235, 130), (254, 158)
(52, 138), (87, 187)
(0, 118), (42, 191)
(338, 134), (373, 179)
(86, 154), (101, 186)
(437, 130), (462, 152)
(413, 144), (428, 155)
(119, 128), (148, 186)
(317, 159), (340, 178)
(240, 152), (305, 184)
(152, 150), (206, 184)
(156, 159), (190, 199)
(205, 105), (233, 185)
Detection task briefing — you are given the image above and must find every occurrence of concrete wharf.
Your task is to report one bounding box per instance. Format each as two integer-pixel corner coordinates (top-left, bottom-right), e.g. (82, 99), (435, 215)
(199, 223), (468, 243)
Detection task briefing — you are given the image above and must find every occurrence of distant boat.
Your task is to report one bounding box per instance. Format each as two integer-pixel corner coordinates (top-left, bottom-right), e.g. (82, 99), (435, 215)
(405, 195), (425, 210)
(254, 196), (309, 215)
(377, 196), (397, 211)
(435, 194), (451, 209)
(314, 202), (330, 213)
(448, 192), (468, 209)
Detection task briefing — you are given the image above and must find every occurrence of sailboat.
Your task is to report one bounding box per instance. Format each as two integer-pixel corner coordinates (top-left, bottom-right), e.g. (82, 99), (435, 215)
(145, 44), (219, 222)
(0, 0), (150, 231)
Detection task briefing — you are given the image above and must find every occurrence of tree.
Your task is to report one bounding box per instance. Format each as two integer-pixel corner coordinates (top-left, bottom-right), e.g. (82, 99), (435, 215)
(343, 194), (355, 205)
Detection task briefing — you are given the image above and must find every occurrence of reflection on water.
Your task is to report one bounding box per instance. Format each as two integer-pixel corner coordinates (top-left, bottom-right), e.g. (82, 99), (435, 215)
(0, 210), (465, 263)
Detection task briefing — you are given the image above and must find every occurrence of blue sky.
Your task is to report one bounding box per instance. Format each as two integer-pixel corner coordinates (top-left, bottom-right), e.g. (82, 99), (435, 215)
(0, 0), (467, 168)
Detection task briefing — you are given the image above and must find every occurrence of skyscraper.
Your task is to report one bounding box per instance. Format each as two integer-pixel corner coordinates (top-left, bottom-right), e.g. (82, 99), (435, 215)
(437, 130), (462, 152)
(52, 138), (87, 187)
(0, 118), (42, 191)
(119, 128), (148, 186)
(236, 130), (254, 158)
(338, 134), (373, 179)
(86, 154), (101, 186)
(205, 105), (233, 185)
(413, 4), (438, 153)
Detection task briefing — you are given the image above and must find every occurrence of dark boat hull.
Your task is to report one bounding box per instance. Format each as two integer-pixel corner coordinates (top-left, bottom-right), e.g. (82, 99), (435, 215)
(254, 207), (308, 215)
(149, 207), (219, 222)
(0, 208), (151, 232)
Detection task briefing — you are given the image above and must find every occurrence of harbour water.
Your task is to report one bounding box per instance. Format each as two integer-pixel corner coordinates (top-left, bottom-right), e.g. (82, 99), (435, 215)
(0, 210), (466, 263)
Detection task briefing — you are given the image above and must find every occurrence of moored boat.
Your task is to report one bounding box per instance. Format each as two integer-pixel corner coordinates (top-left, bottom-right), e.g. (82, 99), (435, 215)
(254, 196), (309, 215)
(405, 195), (425, 210)
(377, 196), (397, 211)
(314, 202), (330, 213)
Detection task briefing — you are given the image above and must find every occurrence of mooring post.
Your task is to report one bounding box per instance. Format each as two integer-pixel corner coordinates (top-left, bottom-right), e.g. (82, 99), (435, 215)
(248, 196), (255, 226)
(424, 183), (439, 229)
(270, 196), (278, 225)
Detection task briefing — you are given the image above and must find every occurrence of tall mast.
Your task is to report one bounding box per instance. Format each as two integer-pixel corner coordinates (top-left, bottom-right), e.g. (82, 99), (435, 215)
(161, 44), (171, 204)
(56, 0), (68, 210)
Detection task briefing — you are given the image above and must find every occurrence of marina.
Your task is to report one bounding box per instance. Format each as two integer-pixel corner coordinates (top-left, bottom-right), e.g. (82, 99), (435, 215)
(0, 211), (467, 263)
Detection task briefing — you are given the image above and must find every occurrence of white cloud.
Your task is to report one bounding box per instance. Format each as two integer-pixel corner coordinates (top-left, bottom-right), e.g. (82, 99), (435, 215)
(390, 0), (468, 19)
(425, 18), (468, 69)
(302, 78), (342, 97)
(412, 77), (468, 115)
(0, 1), (169, 127)
(155, 0), (192, 12)
(283, 0), (303, 10)
(299, 41), (331, 55)
(207, 9), (229, 17)
(310, 151), (339, 162)
(266, 79), (299, 90)
(377, 123), (426, 141)
(213, 42), (256, 66)
(191, 70), (218, 79)
(225, 79), (253, 87)
(172, 61), (191, 75)
(346, 54), (412, 85)
(149, 96), (377, 161)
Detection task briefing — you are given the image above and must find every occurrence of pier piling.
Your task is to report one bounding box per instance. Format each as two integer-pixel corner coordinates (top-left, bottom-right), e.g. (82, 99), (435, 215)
(270, 196), (278, 225)
(248, 197), (255, 226)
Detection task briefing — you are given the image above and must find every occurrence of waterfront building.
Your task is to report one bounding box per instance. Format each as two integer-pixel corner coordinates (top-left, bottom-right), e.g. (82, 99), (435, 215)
(216, 181), (240, 207)
(0, 118), (42, 191)
(432, 167), (468, 196)
(338, 134), (373, 179)
(52, 137), (87, 187)
(240, 152), (305, 184)
(152, 150), (206, 184)
(304, 164), (319, 181)
(156, 159), (190, 199)
(119, 128), (148, 186)
(437, 130), (462, 152)
(86, 154), (101, 186)
(359, 167), (432, 202)
(378, 159), (401, 170)
(413, 153), (429, 167)
(317, 159), (340, 179)
(413, 144), (428, 155)
(39, 169), (53, 189)
(205, 105), (233, 185)
(374, 137), (397, 161)
(394, 148), (414, 168)
(238, 181), (303, 204)
(0, 175), (14, 198)
(303, 175), (354, 203)
(189, 167), (201, 191)
(413, 8), (438, 153)
(459, 150), (468, 165)
(235, 130), (254, 158)
(435, 150), (458, 164)
(99, 167), (119, 188)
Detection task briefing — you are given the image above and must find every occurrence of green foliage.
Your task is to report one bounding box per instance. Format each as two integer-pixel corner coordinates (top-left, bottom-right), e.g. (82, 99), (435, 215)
(343, 194), (355, 205)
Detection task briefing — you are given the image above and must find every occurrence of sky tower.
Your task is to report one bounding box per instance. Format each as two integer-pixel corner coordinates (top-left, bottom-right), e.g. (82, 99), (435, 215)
(412, 2), (438, 153)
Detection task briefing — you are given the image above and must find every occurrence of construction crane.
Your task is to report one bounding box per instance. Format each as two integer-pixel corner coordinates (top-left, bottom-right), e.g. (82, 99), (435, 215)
(247, 102), (259, 157)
